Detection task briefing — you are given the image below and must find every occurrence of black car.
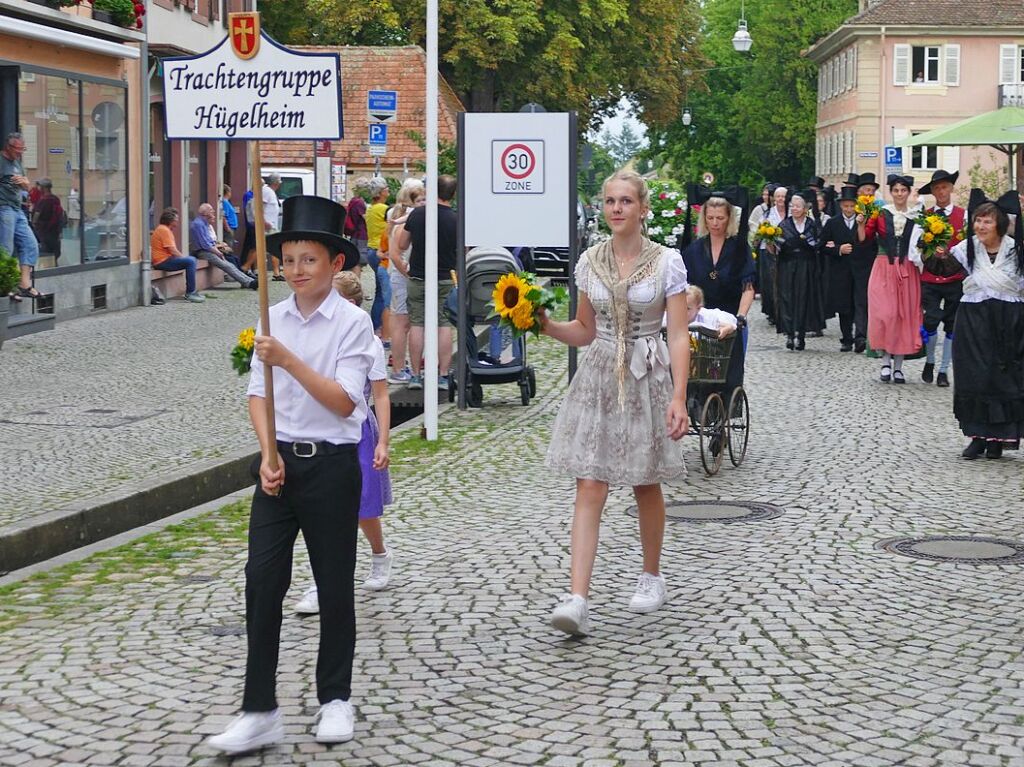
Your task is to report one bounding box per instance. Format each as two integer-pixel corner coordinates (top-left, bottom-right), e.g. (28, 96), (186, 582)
(529, 200), (593, 279)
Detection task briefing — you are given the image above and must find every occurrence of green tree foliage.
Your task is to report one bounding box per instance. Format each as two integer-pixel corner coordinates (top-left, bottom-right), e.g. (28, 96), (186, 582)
(579, 142), (617, 199)
(643, 0), (857, 188)
(600, 124), (646, 167)
(260, 0), (704, 130)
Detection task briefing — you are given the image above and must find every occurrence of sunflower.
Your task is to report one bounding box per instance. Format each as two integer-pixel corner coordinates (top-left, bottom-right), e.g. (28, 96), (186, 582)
(493, 273), (532, 319)
(922, 232), (935, 243)
(929, 220), (947, 235)
(237, 326), (256, 351)
(509, 299), (537, 331)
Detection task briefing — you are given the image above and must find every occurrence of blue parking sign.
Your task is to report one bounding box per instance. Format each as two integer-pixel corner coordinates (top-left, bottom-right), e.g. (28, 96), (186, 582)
(369, 124), (388, 145)
(884, 146), (903, 166)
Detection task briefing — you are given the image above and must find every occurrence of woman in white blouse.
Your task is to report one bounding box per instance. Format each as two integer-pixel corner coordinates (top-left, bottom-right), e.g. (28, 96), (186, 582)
(946, 191), (1024, 459)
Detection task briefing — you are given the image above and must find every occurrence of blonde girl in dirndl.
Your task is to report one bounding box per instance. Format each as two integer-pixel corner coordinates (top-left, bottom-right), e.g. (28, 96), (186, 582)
(541, 170), (691, 636)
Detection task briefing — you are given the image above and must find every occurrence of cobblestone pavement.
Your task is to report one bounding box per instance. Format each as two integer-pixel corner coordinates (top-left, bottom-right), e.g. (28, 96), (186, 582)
(1, 309), (1022, 767)
(0, 284), (290, 531)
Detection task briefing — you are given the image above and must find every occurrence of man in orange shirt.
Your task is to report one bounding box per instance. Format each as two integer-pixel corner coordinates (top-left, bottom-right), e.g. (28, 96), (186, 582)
(151, 207), (205, 303)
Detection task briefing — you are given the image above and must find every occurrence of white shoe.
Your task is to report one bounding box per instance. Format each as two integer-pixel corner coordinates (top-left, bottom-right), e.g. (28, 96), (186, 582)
(293, 586), (319, 614)
(550, 593), (589, 636)
(185, 291), (206, 303)
(207, 709), (283, 754)
(628, 572), (667, 613)
(363, 551), (393, 591)
(315, 699), (354, 743)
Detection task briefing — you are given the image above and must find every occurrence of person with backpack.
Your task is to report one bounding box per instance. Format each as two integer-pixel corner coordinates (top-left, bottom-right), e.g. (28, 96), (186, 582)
(31, 178), (64, 264)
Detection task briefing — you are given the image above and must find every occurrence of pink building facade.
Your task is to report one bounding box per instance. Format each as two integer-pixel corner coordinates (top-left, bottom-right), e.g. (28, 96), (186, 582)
(807, 0), (1024, 197)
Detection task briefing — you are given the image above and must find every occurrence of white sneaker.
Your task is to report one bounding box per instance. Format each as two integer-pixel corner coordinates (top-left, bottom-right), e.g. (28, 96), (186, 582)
(550, 593), (589, 636)
(293, 586), (319, 614)
(363, 551), (393, 591)
(315, 699), (354, 743)
(207, 709), (283, 754)
(628, 572), (667, 613)
(185, 291), (206, 303)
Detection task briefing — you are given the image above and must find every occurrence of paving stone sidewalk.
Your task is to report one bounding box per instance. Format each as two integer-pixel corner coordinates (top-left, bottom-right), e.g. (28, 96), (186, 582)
(0, 310), (1022, 767)
(0, 284), (291, 533)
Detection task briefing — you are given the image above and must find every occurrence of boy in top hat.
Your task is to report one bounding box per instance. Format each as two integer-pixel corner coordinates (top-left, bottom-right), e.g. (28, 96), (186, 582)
(207, 196), (375, 754)
(822, 186), (875, 351)
(916, 169), (966, 386)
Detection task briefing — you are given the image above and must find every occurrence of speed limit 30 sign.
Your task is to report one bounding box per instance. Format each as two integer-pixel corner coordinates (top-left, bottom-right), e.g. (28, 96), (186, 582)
(492, 139), (545, 194)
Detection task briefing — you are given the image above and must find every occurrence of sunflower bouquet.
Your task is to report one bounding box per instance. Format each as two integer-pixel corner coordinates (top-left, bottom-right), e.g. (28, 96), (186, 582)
(491, 272), (568, 339)
(754, 221), (784, 248)
(915, 211), (954, 258)
(855, 194), (882, 220)
(231, 326), (256, 376)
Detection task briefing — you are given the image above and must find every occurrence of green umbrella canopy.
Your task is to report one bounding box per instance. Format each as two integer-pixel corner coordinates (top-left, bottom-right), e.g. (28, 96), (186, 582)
(895, 107), (1024, 153)
(895, 107), (1024, 187)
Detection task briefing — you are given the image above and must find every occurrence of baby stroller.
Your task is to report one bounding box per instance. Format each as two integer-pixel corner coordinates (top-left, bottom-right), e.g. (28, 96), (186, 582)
(446, 246), (537, 408)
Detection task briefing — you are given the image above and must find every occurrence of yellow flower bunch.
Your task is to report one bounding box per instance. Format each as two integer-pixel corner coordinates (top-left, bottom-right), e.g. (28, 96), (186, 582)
(231, 326), (256, 376)
(915, 211), (954, 257)
(855, 195), (881, 220)
(491, 271), (568, 339)
(755, 221), (783, 246)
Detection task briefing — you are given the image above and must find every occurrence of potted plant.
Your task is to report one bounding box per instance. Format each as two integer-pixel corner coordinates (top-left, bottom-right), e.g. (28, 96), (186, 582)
(0, 247), (21, 351)
(91, 0), (138, 27)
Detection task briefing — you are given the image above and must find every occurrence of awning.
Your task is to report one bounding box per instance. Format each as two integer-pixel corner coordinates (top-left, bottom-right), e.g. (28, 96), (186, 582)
(3, 15), (140, 60)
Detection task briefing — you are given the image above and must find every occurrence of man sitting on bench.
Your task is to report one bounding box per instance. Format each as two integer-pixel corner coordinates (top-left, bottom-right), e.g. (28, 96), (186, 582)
(190, 203), (257, 290)
(151, 207), (205, 303)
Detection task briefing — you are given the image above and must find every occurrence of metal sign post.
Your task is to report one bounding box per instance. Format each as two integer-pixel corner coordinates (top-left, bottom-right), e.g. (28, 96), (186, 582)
(459, 112), (578, 408)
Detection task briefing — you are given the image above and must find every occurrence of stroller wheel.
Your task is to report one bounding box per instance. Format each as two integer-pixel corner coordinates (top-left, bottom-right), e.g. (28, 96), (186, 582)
(469, 382), (484, 408)
(527, 368), (536, 399)
(520, 382), (530, 406)
(447, 376), (456, 403)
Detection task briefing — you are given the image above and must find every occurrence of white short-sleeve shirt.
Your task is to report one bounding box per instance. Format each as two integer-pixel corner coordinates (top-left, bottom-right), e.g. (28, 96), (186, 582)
(575, 245), (688, 303)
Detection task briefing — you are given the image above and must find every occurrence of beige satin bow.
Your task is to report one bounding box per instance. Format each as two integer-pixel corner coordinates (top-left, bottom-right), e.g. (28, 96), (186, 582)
(629, 335), (670, 381)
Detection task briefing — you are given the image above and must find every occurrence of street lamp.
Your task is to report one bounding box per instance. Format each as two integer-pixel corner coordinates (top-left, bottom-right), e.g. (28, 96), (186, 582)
(732, 0), (752, 53)
(682, 107), (692, 126)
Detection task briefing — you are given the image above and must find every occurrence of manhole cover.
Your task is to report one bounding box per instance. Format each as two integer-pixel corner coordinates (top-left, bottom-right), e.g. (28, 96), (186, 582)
(878, 536), (1024, 564)
(179, 575), (216, 584)
(625, 500), (783, 524)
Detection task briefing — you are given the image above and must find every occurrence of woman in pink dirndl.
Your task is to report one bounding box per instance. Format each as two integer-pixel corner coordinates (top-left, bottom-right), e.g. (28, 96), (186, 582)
(858, 174), (923, 383)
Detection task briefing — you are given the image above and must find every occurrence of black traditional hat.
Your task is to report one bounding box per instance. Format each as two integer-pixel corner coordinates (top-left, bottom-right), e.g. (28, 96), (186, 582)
(886, 173), (915, 190)
(267, 195), (360, 270)
(965, 188), (1024, 272)
(917, 169), (960, 196)
(819, 185), (837, 219)
(838, 186), (858, 202)
(842, 173), (862, 188)
(807, 175), (826, 189)
(857, 172), (880, 191)
(682, 183), (750, 249)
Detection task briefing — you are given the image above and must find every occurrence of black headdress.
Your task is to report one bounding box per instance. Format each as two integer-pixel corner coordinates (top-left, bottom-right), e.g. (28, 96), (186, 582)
(965, 188), (1024, 273)
(886, 173), (915, 190)
(819, 185), (837, 219)
(682, 183), (750, 249)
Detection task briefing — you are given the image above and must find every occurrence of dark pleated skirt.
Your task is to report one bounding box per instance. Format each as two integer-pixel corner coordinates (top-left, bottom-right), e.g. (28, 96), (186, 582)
(776, 256), (826, 335)
(952, 299), (1024, 443)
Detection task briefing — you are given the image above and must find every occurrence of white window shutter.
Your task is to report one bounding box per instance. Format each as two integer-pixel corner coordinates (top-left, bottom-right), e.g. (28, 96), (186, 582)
(852, 46), (858, 89)
(818, 67), (824, 102)
(86, 127), (97, 171)
(892, 128), (909, 171)
(21, 124), (38, 169)
(944, 44), (960, 86)
(893, 44), (911, 86)
(840, 51), (848, 91)
(832, 58), (839, 96)
(941, 145), (960, 173)
(999, 44), (1017, 85)
(838, 133), (845, 173)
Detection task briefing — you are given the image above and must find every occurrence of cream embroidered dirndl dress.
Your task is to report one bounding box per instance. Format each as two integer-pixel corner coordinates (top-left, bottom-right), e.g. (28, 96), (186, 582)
(545, 245), (689, 485)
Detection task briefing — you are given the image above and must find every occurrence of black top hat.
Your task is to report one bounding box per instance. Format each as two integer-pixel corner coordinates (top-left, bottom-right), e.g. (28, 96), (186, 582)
(842, 173), (861, 188)
(857, 173), (880, 190)
(886, 173), (915, 190)
(807, 175), (826, 189)
(838, 186), (859, 202)
(917, 169), (960, 195)
(266, 196), (360, 270)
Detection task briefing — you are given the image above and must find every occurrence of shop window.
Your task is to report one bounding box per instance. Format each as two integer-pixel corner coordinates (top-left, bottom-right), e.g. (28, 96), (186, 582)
(81, 81), (127, 263)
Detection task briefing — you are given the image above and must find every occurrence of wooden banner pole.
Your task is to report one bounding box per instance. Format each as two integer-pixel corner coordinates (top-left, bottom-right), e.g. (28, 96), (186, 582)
(249, 140), (280, 481)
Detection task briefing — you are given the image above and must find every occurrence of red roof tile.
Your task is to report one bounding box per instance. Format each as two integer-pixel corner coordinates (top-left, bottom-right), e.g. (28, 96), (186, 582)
(259, 46), (463, 170)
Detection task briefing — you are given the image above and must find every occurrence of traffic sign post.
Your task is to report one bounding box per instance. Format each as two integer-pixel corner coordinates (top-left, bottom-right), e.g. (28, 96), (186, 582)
(459, 111), (578, 408)
(367, 90), (398, 123)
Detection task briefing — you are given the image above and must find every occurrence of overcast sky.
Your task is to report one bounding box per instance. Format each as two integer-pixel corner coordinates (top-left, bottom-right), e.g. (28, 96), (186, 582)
(592, 97), (648, 146)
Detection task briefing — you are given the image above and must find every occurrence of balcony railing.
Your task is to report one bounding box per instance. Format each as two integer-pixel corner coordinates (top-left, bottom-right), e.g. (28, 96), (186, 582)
(999, 84), (1024, 108)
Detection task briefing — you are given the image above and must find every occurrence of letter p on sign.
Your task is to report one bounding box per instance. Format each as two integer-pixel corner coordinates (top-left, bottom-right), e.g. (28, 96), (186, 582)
(492, 140), (545, 194)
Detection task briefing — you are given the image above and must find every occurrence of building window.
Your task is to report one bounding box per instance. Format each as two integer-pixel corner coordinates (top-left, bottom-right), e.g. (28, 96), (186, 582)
(912, 46), (940, 84)
(910, 132), (939, 171)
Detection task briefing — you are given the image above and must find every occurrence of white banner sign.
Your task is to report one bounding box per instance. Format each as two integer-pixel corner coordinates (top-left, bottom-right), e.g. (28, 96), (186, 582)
(464, 113), (570, 248)
(163, 25), (342, 141)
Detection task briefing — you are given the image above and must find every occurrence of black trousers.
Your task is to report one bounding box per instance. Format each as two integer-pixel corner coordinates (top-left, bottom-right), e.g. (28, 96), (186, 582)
(922, 280), (963, 334)
(243, 447), (361, 711)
